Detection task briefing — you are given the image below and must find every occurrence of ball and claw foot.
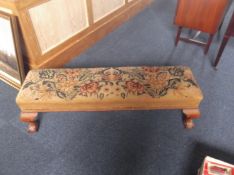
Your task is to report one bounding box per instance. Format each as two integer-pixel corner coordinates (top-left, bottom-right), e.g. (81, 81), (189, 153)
(184, 118), (195, 129)
(20, 112), (39, 133)
(182, 109), (200, 129)
(28, 122), (39, 133)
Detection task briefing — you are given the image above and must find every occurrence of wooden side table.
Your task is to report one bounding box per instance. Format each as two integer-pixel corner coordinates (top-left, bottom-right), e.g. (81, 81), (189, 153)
(214, 11), (234, 67)
(174, 0), (229, 54)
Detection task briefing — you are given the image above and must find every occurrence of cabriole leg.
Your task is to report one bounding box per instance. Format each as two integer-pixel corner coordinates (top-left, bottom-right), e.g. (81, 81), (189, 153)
(182, 109), (200, 129)
(20, 112), (39, 133)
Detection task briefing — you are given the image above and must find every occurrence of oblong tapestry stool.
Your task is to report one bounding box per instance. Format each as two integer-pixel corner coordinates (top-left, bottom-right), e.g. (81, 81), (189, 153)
(16, 66), (203, 133)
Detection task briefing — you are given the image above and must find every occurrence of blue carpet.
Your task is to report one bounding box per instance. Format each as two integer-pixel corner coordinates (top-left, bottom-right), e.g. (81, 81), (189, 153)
(0, 0), (234, 174)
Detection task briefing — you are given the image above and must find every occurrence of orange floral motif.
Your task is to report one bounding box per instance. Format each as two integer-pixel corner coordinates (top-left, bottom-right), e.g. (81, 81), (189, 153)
(143, 67), (160, 73)
(156, 72), (170, 81)
(65, 70), (79, 81)
(148, 72), (170, 90)
(80, 82), (99, 94)
(126, 80), (144, 94)
(56, 74), (67, 82)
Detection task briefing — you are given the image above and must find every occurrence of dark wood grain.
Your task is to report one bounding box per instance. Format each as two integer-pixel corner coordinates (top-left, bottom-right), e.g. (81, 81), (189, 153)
(175, 0), (229, 34)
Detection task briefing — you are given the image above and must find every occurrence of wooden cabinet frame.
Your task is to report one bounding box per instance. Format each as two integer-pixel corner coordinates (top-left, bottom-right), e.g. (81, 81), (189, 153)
(0, 0), (152, 69)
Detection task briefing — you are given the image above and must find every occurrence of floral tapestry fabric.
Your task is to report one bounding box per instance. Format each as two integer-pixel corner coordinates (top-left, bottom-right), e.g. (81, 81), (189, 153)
(20, 66), (198, 101)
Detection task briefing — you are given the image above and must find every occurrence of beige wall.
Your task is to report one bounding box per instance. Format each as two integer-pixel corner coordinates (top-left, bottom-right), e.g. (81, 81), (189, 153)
(28, 0), (129, 53)
(29, 0), (89, 53)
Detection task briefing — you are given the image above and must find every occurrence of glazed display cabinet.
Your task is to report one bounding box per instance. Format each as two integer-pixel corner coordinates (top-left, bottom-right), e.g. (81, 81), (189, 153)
(0, 0), (151, 69)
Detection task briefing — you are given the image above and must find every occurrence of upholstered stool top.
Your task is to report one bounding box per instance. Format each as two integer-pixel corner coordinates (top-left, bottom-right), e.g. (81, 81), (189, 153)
(16, 66), (203, 112)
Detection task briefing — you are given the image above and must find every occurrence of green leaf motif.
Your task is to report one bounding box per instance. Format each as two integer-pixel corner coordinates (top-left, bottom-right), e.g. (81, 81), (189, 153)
(74, 86), (80, 91)
(146, 89), (156, 98)
(42, 81), (56, 90)
(168, 78), (180, 89)
(99, 93), (104, 100)
(79, 74), (86, 81)
(56, 91), (67, 99)
(79, 71), (91, 81)
(121, 93), (126, 99)
(159, 89), (167, 96)
(185, 79), (197, 87)
(39, 70), (55, 79)
(23, 81), (34, 90)
(169, 67), (184, 77)
(67, 91), (78, 100)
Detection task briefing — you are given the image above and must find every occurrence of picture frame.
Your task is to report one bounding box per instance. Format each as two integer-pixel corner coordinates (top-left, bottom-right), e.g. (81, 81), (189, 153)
(0, 11), (25, 89)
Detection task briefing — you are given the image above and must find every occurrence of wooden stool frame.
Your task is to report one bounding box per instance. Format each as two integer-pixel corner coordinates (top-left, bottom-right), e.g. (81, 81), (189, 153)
(19, 109), (201, 133)
(16, 66), (203, 133)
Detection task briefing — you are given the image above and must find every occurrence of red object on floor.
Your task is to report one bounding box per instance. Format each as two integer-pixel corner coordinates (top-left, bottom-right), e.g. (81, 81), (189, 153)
(198, 156), (234, 175)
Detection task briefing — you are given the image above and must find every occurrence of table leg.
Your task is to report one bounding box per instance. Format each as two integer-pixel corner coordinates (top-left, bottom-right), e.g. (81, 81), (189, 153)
(204, 34), (214, 55)
(175, 26), (182, 46)
(214, 35), (230, 67)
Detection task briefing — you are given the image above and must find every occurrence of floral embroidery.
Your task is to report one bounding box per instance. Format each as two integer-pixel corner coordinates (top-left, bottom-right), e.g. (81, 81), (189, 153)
(79, 82), (99, 95)
(143, 67), (160, 73)
(168, 67), (184, 77)
(101, 69), (122, 81)
(21, 66), (198, 100)
(39, 70), (56, 79)
(125, 80), (145, 95)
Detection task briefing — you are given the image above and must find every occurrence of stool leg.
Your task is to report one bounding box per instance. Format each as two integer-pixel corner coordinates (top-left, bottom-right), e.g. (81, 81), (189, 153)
(214, 35), (230, 67)
(204, 34), (214, 55)
(182, 109), (200, 129)
(20, 112), (39, 133)
(175, 26), (182, 46)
